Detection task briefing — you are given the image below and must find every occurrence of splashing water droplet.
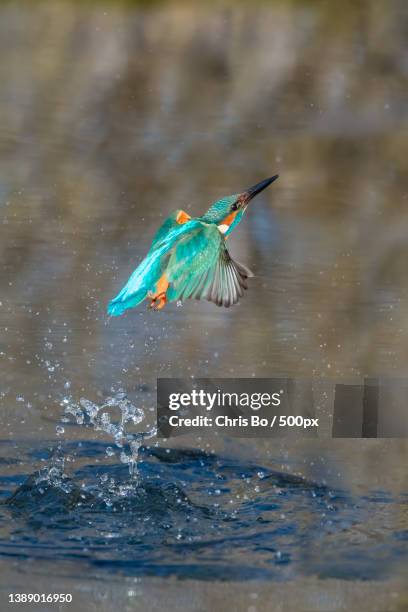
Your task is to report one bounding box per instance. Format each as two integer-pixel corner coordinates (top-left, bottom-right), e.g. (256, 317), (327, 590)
(62, 391), (156, 477)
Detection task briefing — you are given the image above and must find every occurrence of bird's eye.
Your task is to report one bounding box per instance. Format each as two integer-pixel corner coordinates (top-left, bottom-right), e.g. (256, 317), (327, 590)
(231, 201), (239, 211)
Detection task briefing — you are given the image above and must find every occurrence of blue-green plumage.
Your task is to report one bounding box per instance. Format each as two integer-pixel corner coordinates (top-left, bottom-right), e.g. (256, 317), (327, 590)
(107, 175), (278, 314)
(107, 218), (200, 315)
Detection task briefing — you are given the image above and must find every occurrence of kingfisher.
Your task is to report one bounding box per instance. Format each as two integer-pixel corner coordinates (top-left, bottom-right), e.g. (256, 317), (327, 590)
(107, 175), (278, 314)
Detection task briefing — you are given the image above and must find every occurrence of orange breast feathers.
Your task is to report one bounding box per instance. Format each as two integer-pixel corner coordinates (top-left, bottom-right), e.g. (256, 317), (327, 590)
(176, 210), (191, 224)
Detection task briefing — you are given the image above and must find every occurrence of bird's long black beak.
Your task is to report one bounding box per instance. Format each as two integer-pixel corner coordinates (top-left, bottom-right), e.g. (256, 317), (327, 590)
(242, 175), (279, 204)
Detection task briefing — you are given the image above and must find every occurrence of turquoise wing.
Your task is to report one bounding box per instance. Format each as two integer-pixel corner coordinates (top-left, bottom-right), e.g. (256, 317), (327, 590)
(107, 247), (166, 316)
(150, 210), (188, 249)
(166, 224), (253, 307)
(107, 217), (199, 316)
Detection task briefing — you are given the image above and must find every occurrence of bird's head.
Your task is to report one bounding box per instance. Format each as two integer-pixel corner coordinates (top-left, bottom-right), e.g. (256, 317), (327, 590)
(200, 175), (279, 236)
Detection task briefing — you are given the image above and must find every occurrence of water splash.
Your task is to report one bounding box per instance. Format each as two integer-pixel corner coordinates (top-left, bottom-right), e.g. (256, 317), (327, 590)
(1, 444), (406, 582)
(62, 391), (157, 477)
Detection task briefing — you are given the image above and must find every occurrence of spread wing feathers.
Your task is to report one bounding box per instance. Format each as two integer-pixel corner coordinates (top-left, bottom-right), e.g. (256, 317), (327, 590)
(167, 226), (253, 308)
(181, 249), (252, 307)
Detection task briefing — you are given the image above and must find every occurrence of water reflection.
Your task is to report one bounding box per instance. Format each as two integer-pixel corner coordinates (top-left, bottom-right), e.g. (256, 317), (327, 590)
(1, 2), (408, 389)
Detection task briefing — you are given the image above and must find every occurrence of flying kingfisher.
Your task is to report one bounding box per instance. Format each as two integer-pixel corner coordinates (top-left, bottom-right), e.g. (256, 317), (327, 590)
(107, 175), (278, 314)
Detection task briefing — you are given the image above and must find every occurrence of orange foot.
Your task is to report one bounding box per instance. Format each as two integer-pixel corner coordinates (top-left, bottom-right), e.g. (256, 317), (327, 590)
(149, 292), (167, 310)
(148, 273), (169, 311)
